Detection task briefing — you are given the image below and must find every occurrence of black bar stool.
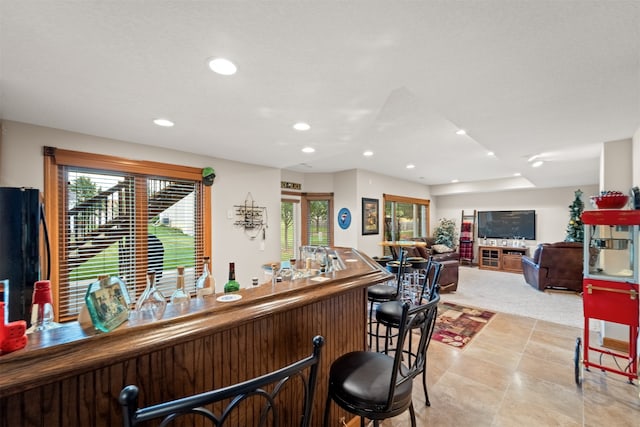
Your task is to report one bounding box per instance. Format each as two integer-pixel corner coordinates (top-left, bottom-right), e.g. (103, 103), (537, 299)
(405, 256), (429, 301)
(120, 336), (324, 427)
(323, 296), (440, 427)
(367, 256), (410, 350)
(375, 262), (442, 406)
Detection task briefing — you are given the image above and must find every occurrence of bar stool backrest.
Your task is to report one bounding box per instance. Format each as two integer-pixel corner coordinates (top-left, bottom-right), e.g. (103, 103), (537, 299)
(416, 260), (442, 304)
(119, 336), (324, 427)
(385, 296), (440, 409)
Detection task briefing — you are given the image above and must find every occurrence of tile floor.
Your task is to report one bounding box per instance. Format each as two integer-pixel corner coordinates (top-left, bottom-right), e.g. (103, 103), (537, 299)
(378, 312), (640, 426)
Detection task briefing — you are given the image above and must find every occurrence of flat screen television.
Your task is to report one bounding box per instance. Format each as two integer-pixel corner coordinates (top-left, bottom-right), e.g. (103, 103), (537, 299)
(477, 210), (536, 240)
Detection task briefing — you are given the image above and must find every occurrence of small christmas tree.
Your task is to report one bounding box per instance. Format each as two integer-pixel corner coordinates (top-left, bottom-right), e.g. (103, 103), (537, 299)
(565, 189), (584, 242)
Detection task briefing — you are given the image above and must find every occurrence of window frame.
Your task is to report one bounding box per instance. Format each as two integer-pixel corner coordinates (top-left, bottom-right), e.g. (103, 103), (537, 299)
(300, 192), (334, 247)
(382, 193), (430, 248)
(43, 147), (211, 321)
(281, 191), (301, 261)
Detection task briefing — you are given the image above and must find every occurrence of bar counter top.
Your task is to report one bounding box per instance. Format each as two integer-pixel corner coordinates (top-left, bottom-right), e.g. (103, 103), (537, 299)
(0, 247), (391, 426)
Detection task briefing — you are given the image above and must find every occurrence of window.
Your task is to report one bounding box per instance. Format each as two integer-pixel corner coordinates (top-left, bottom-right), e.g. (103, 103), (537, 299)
(280, 197), (300, 261)
(44, 147), (211, 321)
(301, 193), (333, 247)
(383, 194), (430, 256)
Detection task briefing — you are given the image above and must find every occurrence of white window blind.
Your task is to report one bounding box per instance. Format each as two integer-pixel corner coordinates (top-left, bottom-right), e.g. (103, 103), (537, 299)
(45, 147), (209, 322)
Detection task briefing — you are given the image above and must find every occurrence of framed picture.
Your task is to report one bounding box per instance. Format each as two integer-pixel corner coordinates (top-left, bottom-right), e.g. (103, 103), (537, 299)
(362, 198), (379, 235)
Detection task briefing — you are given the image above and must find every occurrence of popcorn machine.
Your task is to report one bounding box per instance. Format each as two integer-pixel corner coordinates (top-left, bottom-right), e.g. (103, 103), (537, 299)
(575, 209), (640, 386)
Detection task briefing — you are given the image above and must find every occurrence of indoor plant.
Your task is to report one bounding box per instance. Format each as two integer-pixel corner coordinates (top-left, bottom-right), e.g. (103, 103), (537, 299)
(433, 217), (458, 249)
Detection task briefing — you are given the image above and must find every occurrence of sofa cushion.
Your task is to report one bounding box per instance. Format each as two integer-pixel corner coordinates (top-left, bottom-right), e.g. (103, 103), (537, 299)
(414, 245), (430, 259)
(431, 244), (453, 253)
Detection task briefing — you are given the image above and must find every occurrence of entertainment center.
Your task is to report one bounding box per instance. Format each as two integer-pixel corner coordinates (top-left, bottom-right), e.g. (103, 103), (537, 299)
(478, 245), (528, 273)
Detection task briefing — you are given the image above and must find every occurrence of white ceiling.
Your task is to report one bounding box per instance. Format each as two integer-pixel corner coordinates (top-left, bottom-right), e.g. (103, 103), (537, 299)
(1, 1), (639, 194)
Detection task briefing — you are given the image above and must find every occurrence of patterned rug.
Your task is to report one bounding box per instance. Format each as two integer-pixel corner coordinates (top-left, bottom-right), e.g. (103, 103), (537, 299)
(432, 302), (495, 349)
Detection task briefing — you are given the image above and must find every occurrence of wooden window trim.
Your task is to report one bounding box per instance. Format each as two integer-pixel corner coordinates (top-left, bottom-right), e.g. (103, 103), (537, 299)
(300, 193), (334, 246)
(383, 193), (430, 207)
(43, 147), (211, 320)
(382, 193), (431, 243)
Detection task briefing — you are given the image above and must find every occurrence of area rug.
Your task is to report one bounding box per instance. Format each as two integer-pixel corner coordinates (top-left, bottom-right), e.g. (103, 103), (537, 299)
(432, 302), (495, 349)
(441, 266), (598, 331)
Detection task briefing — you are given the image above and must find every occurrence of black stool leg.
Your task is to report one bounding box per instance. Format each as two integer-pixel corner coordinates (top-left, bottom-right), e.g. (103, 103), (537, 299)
(423, 366), (430, 406)
(409, 402), (416, 427)
(368, 300), (374, 349)
(323, 393), (331, 427)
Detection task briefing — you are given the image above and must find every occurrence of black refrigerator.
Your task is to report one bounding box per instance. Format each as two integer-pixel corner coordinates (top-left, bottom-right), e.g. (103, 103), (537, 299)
(0, 187), (41, 325)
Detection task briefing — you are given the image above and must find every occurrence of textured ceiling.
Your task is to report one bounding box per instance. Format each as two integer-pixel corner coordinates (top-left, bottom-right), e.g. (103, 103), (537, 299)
(1, 1), (638, 194)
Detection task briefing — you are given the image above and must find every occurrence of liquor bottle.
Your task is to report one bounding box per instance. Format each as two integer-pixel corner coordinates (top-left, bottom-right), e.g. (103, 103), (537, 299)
(170, 266), (191, 308)
(223, 262), (240, 293)
(134, 271), (167, 321)
(26, 280), (61, 333)
(196, 256), (215, 299)
(271, 263), (279, 287)
(84, 274), (131, 332)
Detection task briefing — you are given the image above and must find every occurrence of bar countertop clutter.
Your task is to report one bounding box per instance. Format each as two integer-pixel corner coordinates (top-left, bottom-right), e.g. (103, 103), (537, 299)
(0, 247), (392, 426)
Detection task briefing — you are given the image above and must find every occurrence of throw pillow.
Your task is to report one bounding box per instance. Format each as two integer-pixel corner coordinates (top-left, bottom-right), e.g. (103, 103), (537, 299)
(431, 244), (453, 253)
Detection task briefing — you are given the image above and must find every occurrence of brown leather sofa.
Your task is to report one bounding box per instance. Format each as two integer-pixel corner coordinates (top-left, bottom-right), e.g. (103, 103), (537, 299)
(405, 237), (459, 293)
(521, 242), (587, 292)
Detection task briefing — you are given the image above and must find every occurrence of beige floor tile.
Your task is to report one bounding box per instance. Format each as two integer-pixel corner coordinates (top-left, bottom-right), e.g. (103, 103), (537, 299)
(494, 398), (581, 427)
(364, 305), (638, 427)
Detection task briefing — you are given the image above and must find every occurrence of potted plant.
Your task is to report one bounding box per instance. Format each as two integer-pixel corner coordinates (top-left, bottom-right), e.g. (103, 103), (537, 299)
(433, 218), (458, 249)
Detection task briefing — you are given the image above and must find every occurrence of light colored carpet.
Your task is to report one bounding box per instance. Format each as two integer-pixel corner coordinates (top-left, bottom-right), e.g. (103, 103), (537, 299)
(441, 266), (597, 331)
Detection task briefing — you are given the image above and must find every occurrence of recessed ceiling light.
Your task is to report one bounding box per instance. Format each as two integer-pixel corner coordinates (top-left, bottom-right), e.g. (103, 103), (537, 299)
(208, 57), (237, 75)
(302, 146), (315, 153)
(527, 154), (539, 162)
(451, 179), (459, 183)
(532, 161), (544, 168)
(406, 164), (415, 169)
(514, 172), (522, 176)
(363, 150), (374, 157)
(153, 118), (174, 127)
(455, 129), (466, 135)
(487, 151), (495, 157)
(293, 122), (311, 131)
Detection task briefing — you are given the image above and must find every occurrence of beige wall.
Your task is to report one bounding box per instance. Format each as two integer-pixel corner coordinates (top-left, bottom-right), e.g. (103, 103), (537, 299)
(434, 185), (600, 256)
(1, 119), (615, 284)
(0, 120), (282, 289)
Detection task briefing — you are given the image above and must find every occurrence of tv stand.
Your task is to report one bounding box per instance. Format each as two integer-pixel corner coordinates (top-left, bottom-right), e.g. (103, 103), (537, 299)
(478, 245), (527, 273)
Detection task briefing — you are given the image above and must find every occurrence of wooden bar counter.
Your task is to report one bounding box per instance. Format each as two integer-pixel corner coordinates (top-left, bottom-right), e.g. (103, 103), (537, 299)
(0, 247), (391, 426)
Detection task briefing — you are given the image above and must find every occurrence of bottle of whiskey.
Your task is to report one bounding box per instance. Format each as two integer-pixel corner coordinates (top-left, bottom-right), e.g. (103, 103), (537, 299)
(223, 262), (240, 293)
(170, 266), (190, 309)
(196, 256), (215, 299)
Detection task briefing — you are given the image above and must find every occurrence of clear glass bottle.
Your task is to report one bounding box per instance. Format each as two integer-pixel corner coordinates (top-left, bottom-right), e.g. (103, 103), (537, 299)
(170, 266), (191, 309)
(278, 259), (294, 282)
(223, 262), (240, 293)
(290, 258), (304, 280)
(134, 271), (167, 321)
(26, 280), (61, 333)
(271, 263), (279, 287)
(196, 256), (215, 299)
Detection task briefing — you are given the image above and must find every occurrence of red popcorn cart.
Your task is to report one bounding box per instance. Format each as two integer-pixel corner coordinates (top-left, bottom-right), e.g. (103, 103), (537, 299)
(575, 209), (640, 386)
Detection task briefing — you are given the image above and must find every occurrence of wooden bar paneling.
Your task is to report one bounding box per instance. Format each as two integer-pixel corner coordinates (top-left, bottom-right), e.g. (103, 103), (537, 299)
(0, 248), (389, 426)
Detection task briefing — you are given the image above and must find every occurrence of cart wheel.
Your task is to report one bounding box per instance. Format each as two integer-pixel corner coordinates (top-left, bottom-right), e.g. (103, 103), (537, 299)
(574, 337), (583, 387)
